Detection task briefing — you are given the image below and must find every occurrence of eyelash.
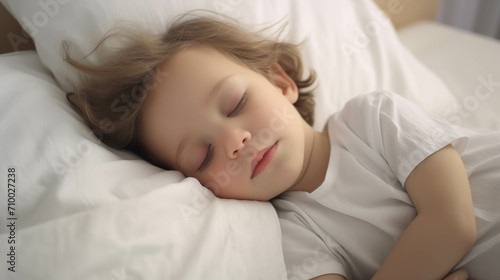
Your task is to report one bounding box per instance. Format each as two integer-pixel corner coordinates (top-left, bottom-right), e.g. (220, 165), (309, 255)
(227, 92), (247, 117)
(197, 92), (248, 172)
(197, 144), (213, 172)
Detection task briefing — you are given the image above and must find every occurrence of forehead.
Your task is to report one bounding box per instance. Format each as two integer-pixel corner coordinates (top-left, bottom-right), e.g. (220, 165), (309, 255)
(145, 46), (248, 120)
(151, 46), (247, 99)
(139, 46), (247, 167)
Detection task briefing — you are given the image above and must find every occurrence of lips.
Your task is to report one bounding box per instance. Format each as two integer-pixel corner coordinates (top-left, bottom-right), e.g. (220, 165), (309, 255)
(251, 141), (278, 178)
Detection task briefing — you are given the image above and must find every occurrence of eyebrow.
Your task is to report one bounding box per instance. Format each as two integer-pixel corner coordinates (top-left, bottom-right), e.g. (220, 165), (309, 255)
(175, 75), (235, 169)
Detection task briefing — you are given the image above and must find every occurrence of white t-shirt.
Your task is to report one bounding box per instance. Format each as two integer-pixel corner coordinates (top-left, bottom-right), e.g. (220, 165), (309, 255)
(272, 91), (500, 280)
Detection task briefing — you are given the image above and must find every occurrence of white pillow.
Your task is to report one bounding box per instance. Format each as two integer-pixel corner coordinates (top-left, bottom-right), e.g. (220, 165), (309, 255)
(1, 0), (456, 130)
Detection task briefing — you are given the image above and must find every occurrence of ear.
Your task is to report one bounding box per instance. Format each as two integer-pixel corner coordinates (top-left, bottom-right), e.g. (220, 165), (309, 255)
(268, 62), (299, 104)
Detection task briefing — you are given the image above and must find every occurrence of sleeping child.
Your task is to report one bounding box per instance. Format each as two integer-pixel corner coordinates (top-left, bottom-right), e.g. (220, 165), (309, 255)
(63, 14), (500, 280)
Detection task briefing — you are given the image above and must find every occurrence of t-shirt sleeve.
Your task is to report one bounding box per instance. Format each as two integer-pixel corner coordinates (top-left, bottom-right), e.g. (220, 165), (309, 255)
(335, 90), (470, 188)
(273, 199), (349, 280)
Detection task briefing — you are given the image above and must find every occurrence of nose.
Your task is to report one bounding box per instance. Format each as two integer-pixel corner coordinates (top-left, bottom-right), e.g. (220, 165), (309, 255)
(223, 128), (251, 159)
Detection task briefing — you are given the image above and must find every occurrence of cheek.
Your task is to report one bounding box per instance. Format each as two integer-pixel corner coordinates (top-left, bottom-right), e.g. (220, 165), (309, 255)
(199, 159), (246, 196)
(247, 107), (281, 144)
(256, 103), (299, 142)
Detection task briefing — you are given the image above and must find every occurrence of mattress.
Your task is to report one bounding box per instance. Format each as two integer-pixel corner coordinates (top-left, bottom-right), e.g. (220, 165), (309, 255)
(398, 21), (500, 130)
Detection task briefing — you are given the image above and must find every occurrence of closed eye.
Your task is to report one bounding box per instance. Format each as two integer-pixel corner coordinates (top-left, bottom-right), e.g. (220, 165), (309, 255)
(198, 92), (246, 172)
(197, 144), (213, 172)
(227, 92), (247, 117)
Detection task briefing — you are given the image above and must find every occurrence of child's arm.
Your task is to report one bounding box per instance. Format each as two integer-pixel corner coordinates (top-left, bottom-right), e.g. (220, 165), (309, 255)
(311, 274), (346, 280)
(372, 144), (477, 280)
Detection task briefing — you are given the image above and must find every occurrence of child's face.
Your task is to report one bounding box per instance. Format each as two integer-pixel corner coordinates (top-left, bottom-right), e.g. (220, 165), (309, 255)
(140, 46), (309, 201)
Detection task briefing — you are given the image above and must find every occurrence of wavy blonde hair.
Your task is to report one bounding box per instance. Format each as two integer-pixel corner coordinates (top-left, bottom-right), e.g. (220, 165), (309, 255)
(63, 13), (317, 168)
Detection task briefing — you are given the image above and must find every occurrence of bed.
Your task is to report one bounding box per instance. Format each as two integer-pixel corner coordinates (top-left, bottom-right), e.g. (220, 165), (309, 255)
(0, 1), (499, 279)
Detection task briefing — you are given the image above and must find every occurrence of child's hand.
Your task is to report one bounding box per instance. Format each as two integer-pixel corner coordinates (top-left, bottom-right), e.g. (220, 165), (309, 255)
(442, 268), (477, 280)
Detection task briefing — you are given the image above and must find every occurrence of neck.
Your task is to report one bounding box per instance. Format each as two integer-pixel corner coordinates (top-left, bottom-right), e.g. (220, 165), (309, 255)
(288, 121), (331, 193)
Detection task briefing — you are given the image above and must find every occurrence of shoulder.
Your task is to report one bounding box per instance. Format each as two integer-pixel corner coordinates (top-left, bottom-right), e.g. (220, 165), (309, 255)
(335, 90), (417, 128)
(326, 90), (422, 154)
(330, 90), (396, 132)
